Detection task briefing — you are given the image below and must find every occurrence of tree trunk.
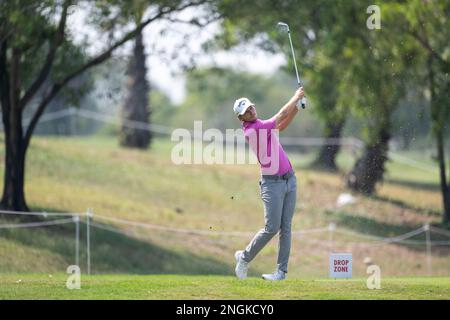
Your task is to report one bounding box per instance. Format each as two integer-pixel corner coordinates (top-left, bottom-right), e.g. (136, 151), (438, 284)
(436, 130), (450, 223)
(346, 128), (390, 194)
(428, 54), (450, 224)
(0, 44), (29, 211)
(0, 131), (29, 212)
(448, 157), (450, 224)
(313, 119), (345, 171)
(120, 30), (151, 149)
(0, 4), (190, 213)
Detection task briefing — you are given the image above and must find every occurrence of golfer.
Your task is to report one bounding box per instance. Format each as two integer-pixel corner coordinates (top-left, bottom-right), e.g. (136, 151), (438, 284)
(233, 87), (304, 281)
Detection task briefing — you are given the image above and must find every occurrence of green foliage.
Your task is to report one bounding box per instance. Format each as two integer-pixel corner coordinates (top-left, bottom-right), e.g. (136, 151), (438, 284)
(1, 1), (93, 108)
(381, 0), (449, 135)
(167, 67), (323, 137)
(212, 0), (448, 146)
(212, 1), (357, 138)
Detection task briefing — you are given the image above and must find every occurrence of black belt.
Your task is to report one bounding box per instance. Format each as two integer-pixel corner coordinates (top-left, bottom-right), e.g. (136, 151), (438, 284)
(262, 170), (295, 181)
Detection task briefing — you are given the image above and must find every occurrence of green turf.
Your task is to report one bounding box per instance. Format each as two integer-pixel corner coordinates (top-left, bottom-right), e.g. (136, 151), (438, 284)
(0, 274), (448, 300)
(0, 135), (449, 300)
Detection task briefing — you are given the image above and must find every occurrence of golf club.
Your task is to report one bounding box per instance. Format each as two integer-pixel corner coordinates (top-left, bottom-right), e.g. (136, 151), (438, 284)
(277, 21), (306, 109)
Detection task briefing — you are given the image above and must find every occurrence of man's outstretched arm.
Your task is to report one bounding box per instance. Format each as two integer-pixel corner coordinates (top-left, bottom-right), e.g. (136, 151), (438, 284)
(274, 87), (304, 131)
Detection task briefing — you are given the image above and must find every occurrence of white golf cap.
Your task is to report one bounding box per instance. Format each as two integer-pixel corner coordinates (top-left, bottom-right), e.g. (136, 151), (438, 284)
(233, 97), (254, 116)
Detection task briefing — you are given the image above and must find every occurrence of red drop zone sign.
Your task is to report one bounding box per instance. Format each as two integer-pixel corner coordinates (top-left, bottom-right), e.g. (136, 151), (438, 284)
(329, 253), (352, 278)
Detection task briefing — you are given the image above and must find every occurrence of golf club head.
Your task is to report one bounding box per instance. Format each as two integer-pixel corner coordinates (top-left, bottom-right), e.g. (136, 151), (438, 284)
(277, 21), (290, 32)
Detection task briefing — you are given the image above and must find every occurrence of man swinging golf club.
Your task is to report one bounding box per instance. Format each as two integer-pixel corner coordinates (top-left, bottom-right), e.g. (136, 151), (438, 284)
(233, 86), (304, 281)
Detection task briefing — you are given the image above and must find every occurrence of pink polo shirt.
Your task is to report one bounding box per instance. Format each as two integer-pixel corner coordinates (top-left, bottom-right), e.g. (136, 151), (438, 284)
(243, 117), (293, 175)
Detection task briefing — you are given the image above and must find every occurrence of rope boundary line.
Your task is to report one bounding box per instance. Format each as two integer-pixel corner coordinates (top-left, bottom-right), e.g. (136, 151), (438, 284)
(1, 209), (450, 246)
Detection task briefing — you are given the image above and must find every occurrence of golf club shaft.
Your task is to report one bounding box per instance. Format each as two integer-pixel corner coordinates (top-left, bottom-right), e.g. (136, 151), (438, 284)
(287, 31), (300, 84)
(287, 30), (306, 109)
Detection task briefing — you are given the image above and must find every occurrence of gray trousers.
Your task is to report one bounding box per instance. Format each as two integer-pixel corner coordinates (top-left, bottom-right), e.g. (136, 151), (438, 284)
(242, 172), (297, 273)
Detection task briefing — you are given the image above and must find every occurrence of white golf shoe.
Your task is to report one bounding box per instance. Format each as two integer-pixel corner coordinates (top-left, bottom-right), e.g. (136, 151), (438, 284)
(262, 270), (286, 281)
(234, 250), (248, 279)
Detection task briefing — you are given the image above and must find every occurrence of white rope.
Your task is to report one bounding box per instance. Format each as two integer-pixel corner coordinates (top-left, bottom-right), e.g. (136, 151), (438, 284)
(17, 107), (367, 147)
(91, 214), (443, 247)
(89, 221), (444, 246)
(76, 109), (365, 147)
(334, 226), (425, 242)
(388, 151), (438, 174)
(333, 228), (385, 241)
(94, 214), (332, 237)
(17, 107), (442, 173)
(20, 107), (440, 174)
(292, 227), (330, 235)
(76, 109), (174, 135)
(0, 209), (78, 217)
(87, 221), (130, 236)
(81, 109), (440, 173)
(0, 217), (75, 229)
(298, 235), (450, 247)
(424, 241), (450, 246)
(87, 219), (450, 247)
(430, 226), (450, 237)
(0, 207), (446, 247)
(22, 108), (74, 127)
(94, 214), (256, 237)
(356, 239), (450, 246)
(379, 226), (426, 243)
(333, 227), (426, 248)
(280, 137), (364, 148)
(90, 213), (433, 246)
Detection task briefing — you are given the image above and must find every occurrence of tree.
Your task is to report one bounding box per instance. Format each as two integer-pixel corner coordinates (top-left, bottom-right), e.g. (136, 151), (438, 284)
(391, 0), (450, 223)
(120, 24), (151, 149)
(307, 36), (348, 171)
(116, 0), (220, 149)
(0, 0), (212, 211)
(171, 67), (324, 140)
(213, 0), (351, 170)
(118, 1), (153, 149)
(335, 1), (419, 194)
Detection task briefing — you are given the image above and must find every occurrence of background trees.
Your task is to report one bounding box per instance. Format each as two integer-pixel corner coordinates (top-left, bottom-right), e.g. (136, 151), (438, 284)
(1, 0), (448, 223)
(212, 0), (449, 223)
(0, 0), (212, 211)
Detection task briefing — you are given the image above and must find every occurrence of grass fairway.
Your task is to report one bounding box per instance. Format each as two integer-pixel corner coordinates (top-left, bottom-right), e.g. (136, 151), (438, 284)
(0, 274), (449, 300)
(0, 135), (449, 300)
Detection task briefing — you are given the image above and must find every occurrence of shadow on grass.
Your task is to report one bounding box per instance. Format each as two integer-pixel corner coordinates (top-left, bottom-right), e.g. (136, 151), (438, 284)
(369, 194), (441, 217)
(297, 159), (345, 174)
(0, 211), (237, 275)
(335, 212), (450, 256)
(304, 163), (342, 174)
(337, 212), (424, 239)
(385, 178), (440, 192)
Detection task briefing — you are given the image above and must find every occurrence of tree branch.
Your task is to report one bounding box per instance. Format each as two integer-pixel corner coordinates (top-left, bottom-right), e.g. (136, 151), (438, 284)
(19, 0), (71, 110)
(410, 30), (448, 69)
(0, 26), (14, 44)
(163, 13), (221, 28)
(23, 0), (209, 150)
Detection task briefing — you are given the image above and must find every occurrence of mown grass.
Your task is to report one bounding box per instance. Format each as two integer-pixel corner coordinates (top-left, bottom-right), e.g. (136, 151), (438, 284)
(0, 134), (449, 299)
(0, 274), (449, 300)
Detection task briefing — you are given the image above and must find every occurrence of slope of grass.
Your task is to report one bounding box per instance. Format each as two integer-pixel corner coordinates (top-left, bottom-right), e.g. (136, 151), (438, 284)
(0, 274), (449, 300)
(0, 135), (449, 284)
